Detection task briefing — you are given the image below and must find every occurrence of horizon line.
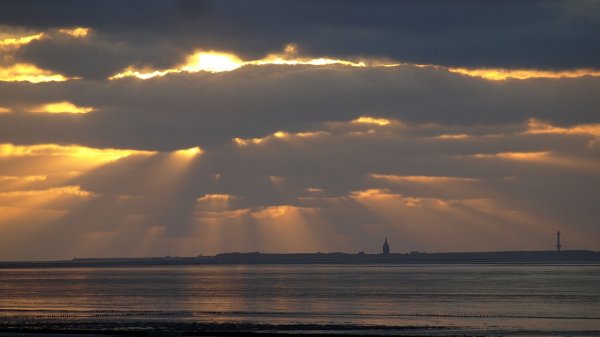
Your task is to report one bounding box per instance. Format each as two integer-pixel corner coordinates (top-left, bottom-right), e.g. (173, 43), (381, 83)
(2, 249), (598, 263)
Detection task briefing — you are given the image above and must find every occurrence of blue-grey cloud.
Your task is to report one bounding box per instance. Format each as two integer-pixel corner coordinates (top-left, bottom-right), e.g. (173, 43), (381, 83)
(2, 0), (599, 74)
(1, 65), (599, 150)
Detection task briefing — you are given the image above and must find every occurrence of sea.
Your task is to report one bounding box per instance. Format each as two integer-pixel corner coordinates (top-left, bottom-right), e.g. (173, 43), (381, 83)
(1, 264), (599, 336)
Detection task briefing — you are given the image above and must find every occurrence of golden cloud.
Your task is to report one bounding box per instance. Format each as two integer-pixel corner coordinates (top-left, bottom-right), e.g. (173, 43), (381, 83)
(0, 63), (72, 83)
(108, 43), (600, 82)
(250, 205), (314, 219)
(472, 151), (600, 173)
(0, 143), (155, 162)
(197, 194), (235, 202)
(31, 101), (95, 114)
(0, 32), (44, 49)
(58, 27), (90, 38)
(173, 146), (203, 157)
(110, 45), (367, 80)
(370, 174), (478, 183)
(233, 130), (326, 147)
(350, 188), (398, 199)
(473, 151), (552, 161)
(447, 67), (600, 81)
(0, 175), (47, 183)
(352, 116), (391, 126)
(0, 185), (93, 199)
(435, 134), (471, 140)
(525, 119), (600, 137)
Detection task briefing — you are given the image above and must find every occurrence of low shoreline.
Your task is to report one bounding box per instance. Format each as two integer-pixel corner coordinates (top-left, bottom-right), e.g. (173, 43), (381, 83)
(2, 320), (600, 337)
(0, 321), (456, 337)
(2, 250), (600, 269)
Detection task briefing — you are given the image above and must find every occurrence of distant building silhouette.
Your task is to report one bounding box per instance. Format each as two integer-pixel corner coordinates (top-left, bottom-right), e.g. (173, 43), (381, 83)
(383, 237), (390, 255)
(556, 230), (561, 253)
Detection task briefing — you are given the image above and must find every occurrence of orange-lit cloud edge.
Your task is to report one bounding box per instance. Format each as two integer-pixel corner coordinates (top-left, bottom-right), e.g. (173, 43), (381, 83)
(2, 115), (597, 161)
(2, 26), (599, 82)
(2, 128), (596, 256)
(0, 27), (90, 83)
(231, 117), (600, 147)
(227, 117), (600, 175)
(1, 101), (98, 114)
(0, 63), (75, 83)
(2, 26), (600, 82)
(0, 143), (203, 218)
(0, 143), (202, 162)
(231, 116), (404, 146)
(31, 101), (95, 114)
(108, 44), (600, 81)
(0, 27), (89, 47)
(0, 143), (154, 162)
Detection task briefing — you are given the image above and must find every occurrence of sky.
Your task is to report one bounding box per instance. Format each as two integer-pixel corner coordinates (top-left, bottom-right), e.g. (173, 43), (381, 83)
(1, 0), (599, 260)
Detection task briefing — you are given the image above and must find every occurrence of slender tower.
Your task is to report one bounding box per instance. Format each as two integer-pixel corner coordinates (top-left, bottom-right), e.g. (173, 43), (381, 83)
(383, 237), (390, 255)
(556, 230), (561, 253)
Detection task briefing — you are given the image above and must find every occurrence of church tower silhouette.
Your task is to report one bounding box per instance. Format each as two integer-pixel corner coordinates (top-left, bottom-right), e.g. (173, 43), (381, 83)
(383, 237), (390, 255)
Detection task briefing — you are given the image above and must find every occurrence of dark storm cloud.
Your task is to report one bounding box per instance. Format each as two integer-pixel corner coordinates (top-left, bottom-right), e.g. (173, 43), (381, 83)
(14, 35), (187, 80)
(1, 65), (599, 150)
(2, 0), (600, 74)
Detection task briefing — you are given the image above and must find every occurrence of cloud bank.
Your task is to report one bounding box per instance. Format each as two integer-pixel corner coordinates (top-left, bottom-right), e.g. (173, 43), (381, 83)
(0, 1), (599, 260)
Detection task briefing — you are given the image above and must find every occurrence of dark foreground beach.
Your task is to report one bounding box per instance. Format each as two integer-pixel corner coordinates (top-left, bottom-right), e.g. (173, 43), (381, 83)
(2, 263), (599, 336)
(2, 320), (600, 337)
(2, 319), (600, 337)
(0, 321), (454, 337)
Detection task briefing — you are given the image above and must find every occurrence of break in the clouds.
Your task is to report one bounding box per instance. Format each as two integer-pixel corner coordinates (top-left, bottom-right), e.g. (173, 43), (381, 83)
(0, 1), (599, 260)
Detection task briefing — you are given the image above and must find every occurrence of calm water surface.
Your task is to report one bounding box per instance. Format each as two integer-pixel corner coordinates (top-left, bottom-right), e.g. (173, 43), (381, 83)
(1, 264), (599, 333)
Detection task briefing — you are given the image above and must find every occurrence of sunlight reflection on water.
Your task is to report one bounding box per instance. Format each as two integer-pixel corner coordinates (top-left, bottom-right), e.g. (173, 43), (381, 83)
(1, 264), (599, 332)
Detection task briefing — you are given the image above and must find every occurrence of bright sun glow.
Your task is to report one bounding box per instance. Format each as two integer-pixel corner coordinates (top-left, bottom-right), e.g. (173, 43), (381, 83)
(32, 101), (94, 114)
(182, 52), (243, 73)
(273, 131), (288, 138)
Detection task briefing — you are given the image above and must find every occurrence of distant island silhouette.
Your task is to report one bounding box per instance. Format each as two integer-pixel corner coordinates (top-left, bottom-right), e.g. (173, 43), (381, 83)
(2, 250), (600, 268)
